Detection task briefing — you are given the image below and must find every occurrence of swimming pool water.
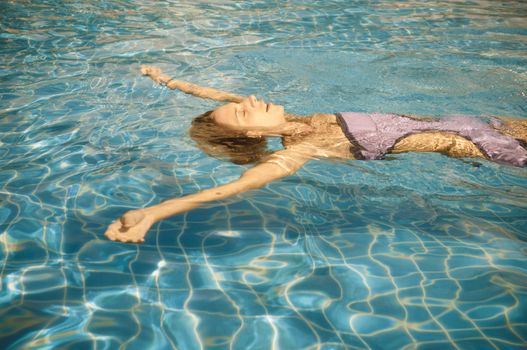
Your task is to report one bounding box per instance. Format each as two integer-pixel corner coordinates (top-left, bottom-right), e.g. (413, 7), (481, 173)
(1, 1), (527, 349)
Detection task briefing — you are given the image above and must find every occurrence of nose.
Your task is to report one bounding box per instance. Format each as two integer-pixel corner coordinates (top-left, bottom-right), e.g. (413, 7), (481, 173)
(244, 95), (265, 110)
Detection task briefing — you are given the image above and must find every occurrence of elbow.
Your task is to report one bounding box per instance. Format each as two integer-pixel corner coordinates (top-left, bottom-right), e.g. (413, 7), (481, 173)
(243, 179), (266, 191)
(284, 166), (301, 177)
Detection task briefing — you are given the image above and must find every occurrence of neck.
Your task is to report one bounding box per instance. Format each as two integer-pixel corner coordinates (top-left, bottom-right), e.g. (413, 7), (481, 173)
(246, 121), (313, 138)
(276, 121), (313, 136)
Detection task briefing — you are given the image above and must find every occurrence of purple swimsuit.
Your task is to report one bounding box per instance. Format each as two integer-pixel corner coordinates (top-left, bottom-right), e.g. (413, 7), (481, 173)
(337, 112), (527, 167)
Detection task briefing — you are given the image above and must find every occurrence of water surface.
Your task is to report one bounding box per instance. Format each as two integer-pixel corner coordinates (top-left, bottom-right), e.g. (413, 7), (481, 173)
(1, 1), (527, 349)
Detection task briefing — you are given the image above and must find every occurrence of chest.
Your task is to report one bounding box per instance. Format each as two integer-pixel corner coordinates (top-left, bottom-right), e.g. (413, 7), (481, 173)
(303, 114), (357, 159)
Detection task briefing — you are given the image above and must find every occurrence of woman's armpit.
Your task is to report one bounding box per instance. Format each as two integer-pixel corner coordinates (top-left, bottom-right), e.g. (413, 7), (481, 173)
(262, 147), (315, 174)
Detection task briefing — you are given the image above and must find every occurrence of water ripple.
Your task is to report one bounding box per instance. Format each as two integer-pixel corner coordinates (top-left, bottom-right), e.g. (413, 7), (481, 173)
(1, 0), (527, 349)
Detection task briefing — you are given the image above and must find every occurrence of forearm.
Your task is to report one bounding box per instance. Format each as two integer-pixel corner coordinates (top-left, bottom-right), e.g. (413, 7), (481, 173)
(144, 180), (246, 222)
(144, 161), (302, 223)
(141, 64), (245, 103)
(167, 80), (244, 103)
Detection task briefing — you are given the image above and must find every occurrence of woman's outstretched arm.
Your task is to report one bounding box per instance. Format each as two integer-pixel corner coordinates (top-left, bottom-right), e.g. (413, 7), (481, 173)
(104, 147), (312, 243)
(141, 65), (245, 103)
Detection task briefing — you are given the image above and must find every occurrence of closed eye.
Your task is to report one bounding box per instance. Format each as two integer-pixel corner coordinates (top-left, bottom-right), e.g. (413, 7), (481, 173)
(235, 107), (246, 121)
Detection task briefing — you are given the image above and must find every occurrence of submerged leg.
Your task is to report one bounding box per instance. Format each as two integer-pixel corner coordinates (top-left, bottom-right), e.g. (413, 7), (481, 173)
(140, 65), (245, 103)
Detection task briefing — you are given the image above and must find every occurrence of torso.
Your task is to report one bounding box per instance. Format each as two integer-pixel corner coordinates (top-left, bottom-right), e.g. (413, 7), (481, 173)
(285, 113), (527, 163)
(284, 113), (357, 160)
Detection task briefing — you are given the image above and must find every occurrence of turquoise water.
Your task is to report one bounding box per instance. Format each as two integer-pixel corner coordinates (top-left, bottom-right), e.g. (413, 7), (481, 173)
(1, 0), (527, 349)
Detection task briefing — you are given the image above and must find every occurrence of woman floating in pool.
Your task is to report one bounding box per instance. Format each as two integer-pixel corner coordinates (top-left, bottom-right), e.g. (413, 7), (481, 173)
(104, 65), (527, 243)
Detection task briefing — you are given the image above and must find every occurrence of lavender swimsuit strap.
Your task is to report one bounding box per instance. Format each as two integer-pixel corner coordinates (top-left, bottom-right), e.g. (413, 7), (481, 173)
(337, 112), (527, 167)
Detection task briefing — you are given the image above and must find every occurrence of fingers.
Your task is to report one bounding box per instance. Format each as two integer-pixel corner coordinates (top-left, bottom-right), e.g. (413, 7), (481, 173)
(119, 236), (144, 244)
(140, 64), (152, 75)
(104, 220), (121, 241)
(104, 220), (145, 244)
(140, 65), (162, 79)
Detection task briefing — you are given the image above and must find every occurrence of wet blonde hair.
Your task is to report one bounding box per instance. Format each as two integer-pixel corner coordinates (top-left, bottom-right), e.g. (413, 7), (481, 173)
(189, 111), (272, 165)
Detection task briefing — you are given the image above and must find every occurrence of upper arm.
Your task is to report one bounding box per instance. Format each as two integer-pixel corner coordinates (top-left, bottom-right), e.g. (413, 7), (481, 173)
(194, 145), (315, 203)
(239, 147), (312, 190)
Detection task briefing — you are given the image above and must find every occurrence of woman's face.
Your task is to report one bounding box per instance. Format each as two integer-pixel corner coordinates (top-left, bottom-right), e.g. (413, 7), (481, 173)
(211, 96), (285, 131)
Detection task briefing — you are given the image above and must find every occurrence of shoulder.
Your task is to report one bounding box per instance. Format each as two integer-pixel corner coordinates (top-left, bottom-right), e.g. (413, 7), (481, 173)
(309, 113), (338, 126)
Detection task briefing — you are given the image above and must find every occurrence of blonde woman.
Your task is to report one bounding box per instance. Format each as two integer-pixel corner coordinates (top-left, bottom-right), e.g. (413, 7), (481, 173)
(104, 65), (527, 243)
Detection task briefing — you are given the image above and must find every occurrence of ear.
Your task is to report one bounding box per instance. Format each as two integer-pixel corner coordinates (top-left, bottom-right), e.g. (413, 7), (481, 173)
(245, 130), (263, 138)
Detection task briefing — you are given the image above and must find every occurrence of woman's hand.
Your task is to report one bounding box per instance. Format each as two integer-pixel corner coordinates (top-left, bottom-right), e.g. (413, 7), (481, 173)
(140, 65), (169, 85)
(104, 209), (155, 243)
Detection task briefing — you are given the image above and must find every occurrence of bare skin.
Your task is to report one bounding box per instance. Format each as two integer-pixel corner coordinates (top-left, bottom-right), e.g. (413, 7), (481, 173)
(104, 65), (527, 243)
